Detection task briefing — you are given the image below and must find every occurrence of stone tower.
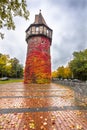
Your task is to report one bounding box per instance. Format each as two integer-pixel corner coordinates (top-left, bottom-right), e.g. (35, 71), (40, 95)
(24, 10), (53, 83)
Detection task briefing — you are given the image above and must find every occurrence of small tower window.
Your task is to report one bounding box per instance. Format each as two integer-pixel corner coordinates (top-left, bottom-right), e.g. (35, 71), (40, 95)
(29, 28), (32, 35)
(36, 27), (39, 31)
(40, 26), (43, 34)
(49, 31), (52, 38)
(47, 30), (49, 36)
(44, 27), (47, 35)
(41, 40), (44, 44)
(47, 30), (48, 33)
(32, 26), (35, 34)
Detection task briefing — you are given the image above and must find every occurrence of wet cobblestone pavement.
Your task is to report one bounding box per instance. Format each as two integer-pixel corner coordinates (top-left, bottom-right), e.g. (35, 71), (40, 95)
(0, 83), (87, 130)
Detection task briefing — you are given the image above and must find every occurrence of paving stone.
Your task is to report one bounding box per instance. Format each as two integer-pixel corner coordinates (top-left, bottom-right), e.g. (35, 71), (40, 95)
(0, 82), (87, 130)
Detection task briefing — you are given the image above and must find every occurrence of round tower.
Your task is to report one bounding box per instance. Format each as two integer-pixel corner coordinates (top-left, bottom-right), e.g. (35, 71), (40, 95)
(24, 10), (53, 83)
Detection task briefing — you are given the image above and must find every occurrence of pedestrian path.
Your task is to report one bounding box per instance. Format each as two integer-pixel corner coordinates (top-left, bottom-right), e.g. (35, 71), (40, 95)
(0, 83), (87, 130)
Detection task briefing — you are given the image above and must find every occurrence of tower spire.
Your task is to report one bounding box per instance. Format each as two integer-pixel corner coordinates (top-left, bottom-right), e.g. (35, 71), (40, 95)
(39, 9), (41, 14)
(33, 10), (47, 25)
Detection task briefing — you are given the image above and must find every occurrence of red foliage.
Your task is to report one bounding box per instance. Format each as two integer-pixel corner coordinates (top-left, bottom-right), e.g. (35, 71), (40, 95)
(24, 36), (51, 83)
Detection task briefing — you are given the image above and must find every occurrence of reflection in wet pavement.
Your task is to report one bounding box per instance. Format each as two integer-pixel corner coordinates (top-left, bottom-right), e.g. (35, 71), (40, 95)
(0, 82), (87, 130)
(0, 83), (74, 109)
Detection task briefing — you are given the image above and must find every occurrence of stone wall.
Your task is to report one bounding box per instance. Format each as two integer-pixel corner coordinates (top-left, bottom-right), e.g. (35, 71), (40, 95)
(52, 80), (87, 105)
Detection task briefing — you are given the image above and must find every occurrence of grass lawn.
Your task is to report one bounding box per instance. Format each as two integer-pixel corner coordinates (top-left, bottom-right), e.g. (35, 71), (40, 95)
(0, 79), (23, 84)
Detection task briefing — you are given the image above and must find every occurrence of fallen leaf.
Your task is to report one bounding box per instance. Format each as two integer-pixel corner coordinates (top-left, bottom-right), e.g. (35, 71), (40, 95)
(40, 125), (45, 130)
(29, 120), (35, 129)
(40, 116), (43, 119)
(69, 125), (75, 129)
(44, 118), (47, 121)
(43, 122), (47, 126)
(76, 124), (83, 130)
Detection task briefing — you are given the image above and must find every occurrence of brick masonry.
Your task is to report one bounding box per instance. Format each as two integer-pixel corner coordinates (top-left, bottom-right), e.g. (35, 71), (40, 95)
(24, 36), (51, 84)
(0, 82), (87, 130)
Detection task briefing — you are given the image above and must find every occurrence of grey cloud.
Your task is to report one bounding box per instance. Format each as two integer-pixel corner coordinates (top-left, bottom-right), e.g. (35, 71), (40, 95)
(51, 13), (87, 70)
(0, 0), (87, 71)
(50, 0), (87, 9)
(67, 0), (87, 9)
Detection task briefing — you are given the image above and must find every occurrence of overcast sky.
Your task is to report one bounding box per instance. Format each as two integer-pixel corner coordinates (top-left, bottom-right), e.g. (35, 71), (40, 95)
(0, 0), (87, 71)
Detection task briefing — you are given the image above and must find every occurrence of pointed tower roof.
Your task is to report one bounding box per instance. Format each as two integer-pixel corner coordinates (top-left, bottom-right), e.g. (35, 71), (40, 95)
(26, 10), (53, 43)
(33, 10), (47, 26)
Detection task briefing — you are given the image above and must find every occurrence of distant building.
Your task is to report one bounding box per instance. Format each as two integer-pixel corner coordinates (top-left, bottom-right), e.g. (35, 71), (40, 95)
(24, 10), (53, 83)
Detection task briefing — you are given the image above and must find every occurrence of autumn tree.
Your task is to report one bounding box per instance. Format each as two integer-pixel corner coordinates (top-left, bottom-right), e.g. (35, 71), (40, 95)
(0, 0), (29, 39)
(52, 66), (72, 79)
(0, 53), (10, 77)
(69, 49), (87, 80)
(57, 66), (65, 79)
(63, 66), (72, 79)
(0, 53), (23, 78)
(52, 71), (58, 78)
(10, 57), (23, 78)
